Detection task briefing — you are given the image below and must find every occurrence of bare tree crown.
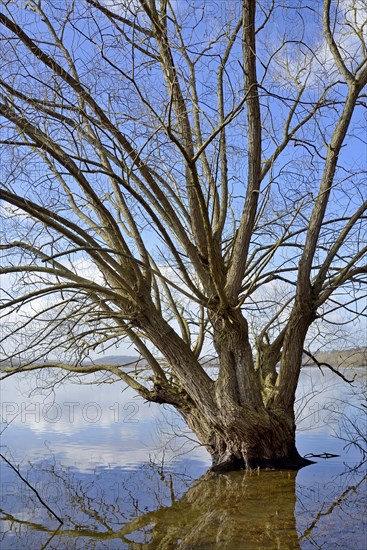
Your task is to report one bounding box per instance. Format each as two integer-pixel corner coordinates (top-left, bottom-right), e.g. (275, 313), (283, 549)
(0, 1), (366, 415)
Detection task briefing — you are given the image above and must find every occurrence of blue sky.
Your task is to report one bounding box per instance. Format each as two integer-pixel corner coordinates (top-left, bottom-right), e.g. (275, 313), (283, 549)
(0, 0), (366, 360)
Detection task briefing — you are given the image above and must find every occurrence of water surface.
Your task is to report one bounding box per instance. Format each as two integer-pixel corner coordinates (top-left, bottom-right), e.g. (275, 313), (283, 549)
(0, 367), (365, 548)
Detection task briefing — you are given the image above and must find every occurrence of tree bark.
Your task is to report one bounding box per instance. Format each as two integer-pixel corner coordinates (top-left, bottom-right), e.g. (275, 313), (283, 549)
(142, 304), (312, 471)
(180, 400), (313, 471)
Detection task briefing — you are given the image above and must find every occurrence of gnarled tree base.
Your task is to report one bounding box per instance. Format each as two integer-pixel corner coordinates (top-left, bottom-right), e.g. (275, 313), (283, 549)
(210, 449), (315, 472)
(183, 405), (315, 473)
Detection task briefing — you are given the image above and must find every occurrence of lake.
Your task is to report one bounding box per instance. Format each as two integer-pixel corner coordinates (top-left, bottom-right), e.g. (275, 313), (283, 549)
(0, 366), (366, 549)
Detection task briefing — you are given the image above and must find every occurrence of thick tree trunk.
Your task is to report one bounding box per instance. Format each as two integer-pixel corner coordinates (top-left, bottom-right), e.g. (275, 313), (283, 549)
(181, 404), (313, 472)
(209, 417), (311, 471)
(144, 305), (312, 472)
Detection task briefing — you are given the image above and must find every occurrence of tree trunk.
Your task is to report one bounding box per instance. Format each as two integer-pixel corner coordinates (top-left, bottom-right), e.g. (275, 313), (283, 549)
(145, 305), (312, 472)
(181, 403), (313, 472)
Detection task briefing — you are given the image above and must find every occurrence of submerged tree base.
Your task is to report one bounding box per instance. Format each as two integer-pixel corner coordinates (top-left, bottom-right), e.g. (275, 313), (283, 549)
(210, 453), (315, 472)
(181, 401), (316, 474)
(202, 415), (316, 473)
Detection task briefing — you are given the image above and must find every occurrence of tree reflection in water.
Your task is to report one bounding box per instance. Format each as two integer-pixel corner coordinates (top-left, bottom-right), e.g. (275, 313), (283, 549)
(1, 458), (365, 549)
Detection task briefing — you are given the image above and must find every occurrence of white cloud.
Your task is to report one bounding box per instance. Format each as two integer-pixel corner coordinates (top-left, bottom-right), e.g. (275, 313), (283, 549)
(0, 203), (31, 220)
(269, 0), (366, 91)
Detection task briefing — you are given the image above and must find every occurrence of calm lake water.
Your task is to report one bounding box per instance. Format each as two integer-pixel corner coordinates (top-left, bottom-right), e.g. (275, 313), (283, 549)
(0, 366), (366, 549)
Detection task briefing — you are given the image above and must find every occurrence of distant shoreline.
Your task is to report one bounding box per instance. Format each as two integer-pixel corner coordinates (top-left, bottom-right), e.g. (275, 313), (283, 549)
(2, 348), (366, 371)
(302, 348), (367, 369)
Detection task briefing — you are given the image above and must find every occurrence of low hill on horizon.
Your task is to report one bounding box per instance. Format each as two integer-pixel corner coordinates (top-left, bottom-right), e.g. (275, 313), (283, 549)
(303, 347), (367, 369)
(88, 347), (367, 369)
(85, 354), (140, 366)
(2, 347), (366, 371)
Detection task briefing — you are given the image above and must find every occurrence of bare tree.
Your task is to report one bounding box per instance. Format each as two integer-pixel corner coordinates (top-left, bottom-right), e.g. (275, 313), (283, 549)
(0, 0), (366, 470)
